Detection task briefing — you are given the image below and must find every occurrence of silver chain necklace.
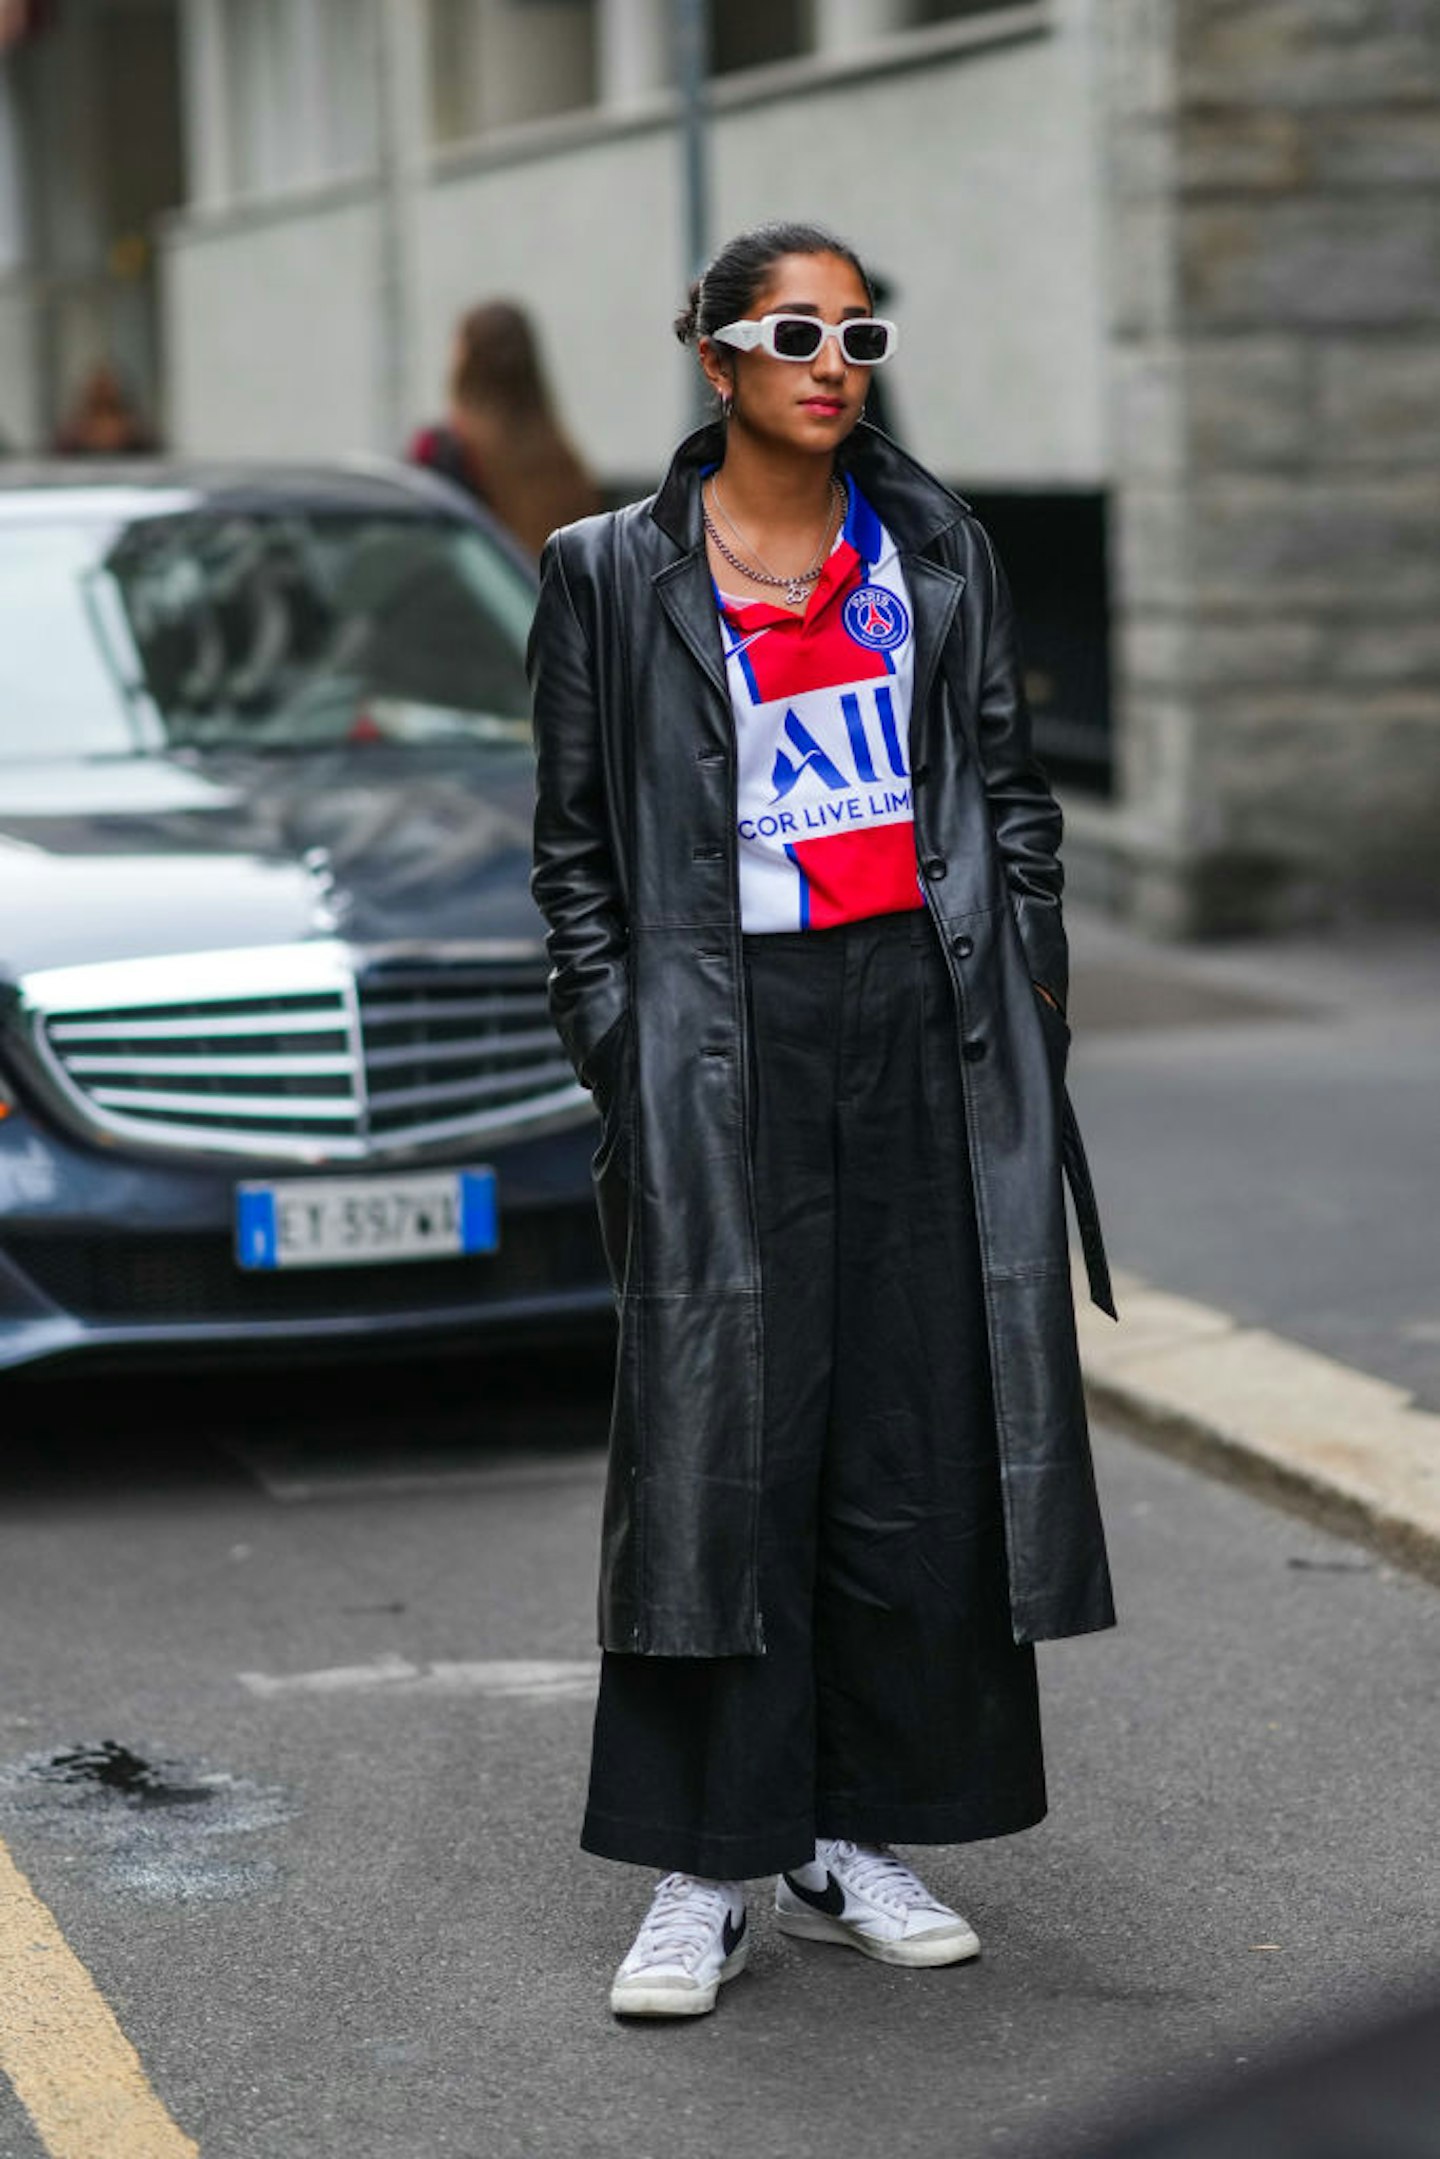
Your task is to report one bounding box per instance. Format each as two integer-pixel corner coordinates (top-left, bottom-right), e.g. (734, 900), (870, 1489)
(703, 476), (844, 609)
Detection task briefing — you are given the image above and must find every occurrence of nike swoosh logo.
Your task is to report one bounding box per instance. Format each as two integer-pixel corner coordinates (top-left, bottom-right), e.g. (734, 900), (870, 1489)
(722, 628), (772, 662)
(723, 1908), (747, 1955)
(783, 1870), (846, 1918)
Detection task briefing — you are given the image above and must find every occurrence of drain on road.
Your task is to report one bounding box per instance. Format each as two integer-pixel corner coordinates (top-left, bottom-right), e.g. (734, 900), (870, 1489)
(34, 1741), (216, 1807)
(0, 1740), (291, 1903)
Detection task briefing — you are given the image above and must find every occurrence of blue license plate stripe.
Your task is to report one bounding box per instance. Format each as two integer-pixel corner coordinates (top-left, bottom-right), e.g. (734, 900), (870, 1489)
(459, 1169), (499, 1253)
(236, 1187), (278, 1269)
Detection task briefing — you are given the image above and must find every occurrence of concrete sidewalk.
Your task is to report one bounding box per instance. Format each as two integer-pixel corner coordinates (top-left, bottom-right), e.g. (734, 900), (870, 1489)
(1063, 905), (1440, 1581)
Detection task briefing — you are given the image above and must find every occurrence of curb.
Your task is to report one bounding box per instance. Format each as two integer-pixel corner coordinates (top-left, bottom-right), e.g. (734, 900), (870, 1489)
(1074, 1263), (1440, 1588)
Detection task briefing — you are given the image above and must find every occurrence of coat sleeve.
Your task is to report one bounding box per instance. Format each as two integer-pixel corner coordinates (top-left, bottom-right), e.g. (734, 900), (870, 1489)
(973, 522), (1069, 1012)
(528, 532), (629, 1085)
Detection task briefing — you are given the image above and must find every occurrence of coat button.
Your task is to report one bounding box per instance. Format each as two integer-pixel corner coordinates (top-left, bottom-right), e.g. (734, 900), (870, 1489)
(923, 857), (947, 881)
(951, 933), (974, 959)
(963, 1038), (987, 1062)
(912, 762), (930, 784)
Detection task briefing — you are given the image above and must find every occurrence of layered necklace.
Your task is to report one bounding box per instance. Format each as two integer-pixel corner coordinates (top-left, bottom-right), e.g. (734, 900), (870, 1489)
(703, 474), (846, 610)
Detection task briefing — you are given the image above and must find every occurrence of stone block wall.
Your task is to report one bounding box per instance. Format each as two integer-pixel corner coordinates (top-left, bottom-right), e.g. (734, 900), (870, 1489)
(1099, 0), (1440, 933)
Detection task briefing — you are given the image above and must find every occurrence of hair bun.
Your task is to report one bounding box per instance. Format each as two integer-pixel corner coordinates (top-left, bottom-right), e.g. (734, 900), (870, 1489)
(673, 278), (703, 346)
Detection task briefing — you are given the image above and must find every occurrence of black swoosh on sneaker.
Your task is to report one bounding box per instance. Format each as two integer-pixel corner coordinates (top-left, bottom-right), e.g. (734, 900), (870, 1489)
(783, 1870), (846, 1918)
(722, 1908), (747, 1956)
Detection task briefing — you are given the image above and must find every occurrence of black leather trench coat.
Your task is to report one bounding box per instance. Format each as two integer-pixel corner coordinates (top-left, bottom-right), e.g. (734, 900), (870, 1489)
(529, 421), (1117, 1657)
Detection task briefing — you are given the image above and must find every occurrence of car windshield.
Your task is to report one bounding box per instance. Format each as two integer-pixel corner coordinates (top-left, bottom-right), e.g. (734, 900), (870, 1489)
(0, 504), (537, 761)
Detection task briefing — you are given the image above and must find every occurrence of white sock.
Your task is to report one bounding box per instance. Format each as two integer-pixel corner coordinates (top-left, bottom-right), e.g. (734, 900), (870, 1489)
(793, 1837), (896, 1885)
(786, 1841), (832, 1888)
(680, 1873), (745, 1915)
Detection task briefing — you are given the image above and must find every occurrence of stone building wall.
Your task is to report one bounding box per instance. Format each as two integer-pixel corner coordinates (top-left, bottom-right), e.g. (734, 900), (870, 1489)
(1096, 0), (1440, 933)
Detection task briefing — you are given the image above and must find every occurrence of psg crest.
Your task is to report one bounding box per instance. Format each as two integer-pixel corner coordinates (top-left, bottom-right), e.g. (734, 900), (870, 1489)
(843, 584), (910, 652)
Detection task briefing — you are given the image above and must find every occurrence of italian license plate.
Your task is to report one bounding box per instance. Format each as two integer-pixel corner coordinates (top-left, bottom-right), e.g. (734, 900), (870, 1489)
(234, 1168), (498, 1271)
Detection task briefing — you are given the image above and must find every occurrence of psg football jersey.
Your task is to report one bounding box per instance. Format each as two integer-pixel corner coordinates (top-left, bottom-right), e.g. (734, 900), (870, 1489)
(717, 477), (921, 933)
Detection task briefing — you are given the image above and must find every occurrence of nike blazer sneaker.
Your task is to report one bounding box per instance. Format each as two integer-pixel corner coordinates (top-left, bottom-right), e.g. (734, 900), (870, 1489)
(776, 1840), (981, 1968)
(610, 1873), (749, 2017)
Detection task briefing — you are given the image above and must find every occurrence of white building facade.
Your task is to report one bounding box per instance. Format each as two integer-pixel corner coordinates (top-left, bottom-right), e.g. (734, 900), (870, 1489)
(152, 0), (1107, 494)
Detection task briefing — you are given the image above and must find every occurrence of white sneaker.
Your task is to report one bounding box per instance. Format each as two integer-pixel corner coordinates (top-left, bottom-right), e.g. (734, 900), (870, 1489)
(610, 1873), (749, 2017)
(775, 1840), (981, 1968)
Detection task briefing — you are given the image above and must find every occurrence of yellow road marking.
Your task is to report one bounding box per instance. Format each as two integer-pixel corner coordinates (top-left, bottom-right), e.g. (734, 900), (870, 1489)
(0, 1836), (199, 2159)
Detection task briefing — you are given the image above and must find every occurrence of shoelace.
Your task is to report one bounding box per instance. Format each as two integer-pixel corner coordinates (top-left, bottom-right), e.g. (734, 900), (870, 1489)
(630, 1873), (733, 1971)
(824, 1840), (946, 1914)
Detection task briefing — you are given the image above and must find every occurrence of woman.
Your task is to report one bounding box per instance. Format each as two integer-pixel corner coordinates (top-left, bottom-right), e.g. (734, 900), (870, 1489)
(528, 221), (1116, 2020)
(409, 299), (598, 558)
(53, 361), (157, 456)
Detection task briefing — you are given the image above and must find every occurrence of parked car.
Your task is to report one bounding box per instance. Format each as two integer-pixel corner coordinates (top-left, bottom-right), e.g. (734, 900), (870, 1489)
(0, 460), (611, 1372)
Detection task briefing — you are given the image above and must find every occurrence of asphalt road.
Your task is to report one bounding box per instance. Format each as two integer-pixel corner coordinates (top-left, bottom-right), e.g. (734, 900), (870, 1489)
(1065, 910), (1440, 1414)
(0, 1354), (1436, 2159)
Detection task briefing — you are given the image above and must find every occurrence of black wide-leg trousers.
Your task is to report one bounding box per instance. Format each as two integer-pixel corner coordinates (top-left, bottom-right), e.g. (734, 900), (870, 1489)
(581, 908), (1047, 1880)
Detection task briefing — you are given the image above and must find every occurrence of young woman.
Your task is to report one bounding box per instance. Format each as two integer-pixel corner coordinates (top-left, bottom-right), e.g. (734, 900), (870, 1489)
(409, 299), (598, 558)
(529, 221), (1116, 2020)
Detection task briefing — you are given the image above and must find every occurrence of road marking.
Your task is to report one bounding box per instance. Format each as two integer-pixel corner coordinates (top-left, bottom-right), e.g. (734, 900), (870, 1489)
(238, 1654), (598, 1701)
(0, 1836), (199, 2159)
(226, 1439), (603, 1503)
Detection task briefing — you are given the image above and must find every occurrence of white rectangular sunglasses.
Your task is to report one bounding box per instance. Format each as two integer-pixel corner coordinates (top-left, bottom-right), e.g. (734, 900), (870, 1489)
(711, 313), (899, 366)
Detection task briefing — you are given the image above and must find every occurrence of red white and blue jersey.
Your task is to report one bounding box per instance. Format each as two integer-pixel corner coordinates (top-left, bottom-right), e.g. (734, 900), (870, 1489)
(718, 478), (921, 933)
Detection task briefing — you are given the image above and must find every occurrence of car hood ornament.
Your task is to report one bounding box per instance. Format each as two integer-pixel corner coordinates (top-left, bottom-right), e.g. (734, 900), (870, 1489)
(301, 845), (351, 934)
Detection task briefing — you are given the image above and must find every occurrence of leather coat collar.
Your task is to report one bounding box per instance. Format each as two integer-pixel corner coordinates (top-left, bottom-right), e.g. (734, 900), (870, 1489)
(648, 420), (972, 558)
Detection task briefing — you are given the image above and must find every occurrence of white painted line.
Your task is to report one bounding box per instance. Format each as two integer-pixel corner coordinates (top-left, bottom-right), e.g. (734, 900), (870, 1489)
(0, 1836), (199, 2159)
(226, 1441), (603, 1504)
(1076, 1260), (1440, 1557)
(238, 1655), (599, 1702)
(239, 1652), (421, 1697)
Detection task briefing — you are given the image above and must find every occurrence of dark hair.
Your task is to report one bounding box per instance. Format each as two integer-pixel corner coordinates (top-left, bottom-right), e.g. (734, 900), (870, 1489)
(674, 221), (875, 346)
(449, 299), (551, 419)
(442, 298), (599, 557)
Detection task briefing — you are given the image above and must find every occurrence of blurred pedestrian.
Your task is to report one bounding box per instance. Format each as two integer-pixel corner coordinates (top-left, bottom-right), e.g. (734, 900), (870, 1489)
(529, 220), (1116, 2020)
(52, 361), (157, 456)
(408, 300), (598, 559)
(860, 269), (904, 444)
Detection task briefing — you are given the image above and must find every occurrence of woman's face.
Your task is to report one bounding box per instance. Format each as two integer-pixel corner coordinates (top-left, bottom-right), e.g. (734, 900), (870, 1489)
(700, 250), (875, 455)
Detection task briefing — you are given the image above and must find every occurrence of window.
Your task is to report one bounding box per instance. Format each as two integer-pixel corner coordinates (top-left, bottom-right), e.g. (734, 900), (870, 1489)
(220, 0), (378, 196)
(905, 0), (1023, 25)
(0, 510), (537, 761)
(320, 0), (380, 177)
(429, 0), (478, 144)
(706, 0), (1021, 79)
(224, 0), (293, 196)
(428, 0), (598, 143)
(710, 0), (810, 75)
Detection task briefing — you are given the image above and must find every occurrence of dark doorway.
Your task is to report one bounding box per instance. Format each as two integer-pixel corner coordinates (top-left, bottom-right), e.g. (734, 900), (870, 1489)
(963, 489), (1113, 798)
(23, 0), (184, 448)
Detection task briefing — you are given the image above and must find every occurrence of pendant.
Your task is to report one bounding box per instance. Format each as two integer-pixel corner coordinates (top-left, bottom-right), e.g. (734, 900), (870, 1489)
(785, 580), (806, 608)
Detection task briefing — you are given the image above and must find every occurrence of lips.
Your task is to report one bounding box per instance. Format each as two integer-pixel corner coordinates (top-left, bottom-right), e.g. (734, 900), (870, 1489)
(801, 399), (845, 417)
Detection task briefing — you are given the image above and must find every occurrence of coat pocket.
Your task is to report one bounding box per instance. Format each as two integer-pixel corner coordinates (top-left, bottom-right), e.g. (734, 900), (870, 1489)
(1033, 983), (1071, 1093)
(585, 1008), (631, 1124)
(589, 1012), (635, 1289)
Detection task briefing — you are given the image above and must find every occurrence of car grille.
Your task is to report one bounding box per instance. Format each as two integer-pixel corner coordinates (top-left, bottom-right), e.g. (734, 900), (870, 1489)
(357, 961), (570, 1143)
(23, 943), (585, 1163)
(6, 1213), (606, 1326)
